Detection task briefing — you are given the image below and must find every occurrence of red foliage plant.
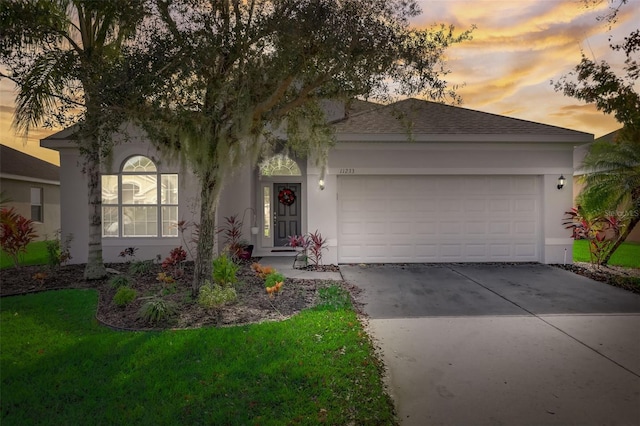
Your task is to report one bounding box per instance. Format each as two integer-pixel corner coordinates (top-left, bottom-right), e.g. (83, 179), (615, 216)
(307, 230), (328, 266)
(162, 246), (187, 277)
(563, 206), (624, 266)
(0, 207), (38, 268)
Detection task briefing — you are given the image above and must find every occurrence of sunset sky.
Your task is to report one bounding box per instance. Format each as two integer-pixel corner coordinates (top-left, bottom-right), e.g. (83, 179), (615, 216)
(1, 0), (638, 166)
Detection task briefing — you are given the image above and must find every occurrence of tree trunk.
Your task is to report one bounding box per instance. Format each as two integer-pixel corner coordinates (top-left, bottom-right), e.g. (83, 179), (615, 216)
(83, 154), (107, 280)
(192, 172), (218, 297)
(602, 214), (639, 265)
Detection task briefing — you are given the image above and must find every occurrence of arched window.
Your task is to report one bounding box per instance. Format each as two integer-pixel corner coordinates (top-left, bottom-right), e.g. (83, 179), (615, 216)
(259, 154), (301, 176)
(101, 155), (178, 237)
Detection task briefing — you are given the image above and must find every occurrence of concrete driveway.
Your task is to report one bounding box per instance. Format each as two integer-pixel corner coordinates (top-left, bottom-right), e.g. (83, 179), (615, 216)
(341, 264), (640, 426)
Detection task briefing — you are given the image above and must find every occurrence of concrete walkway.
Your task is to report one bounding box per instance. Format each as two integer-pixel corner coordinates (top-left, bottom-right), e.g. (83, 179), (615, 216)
(256, 256), (343, 281)
(342, 264), (640, 426)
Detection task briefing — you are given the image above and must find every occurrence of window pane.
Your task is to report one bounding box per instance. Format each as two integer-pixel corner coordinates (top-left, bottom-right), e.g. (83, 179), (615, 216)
(263, 186), (271, 237)
(162, 206), (178, 237)
(123, 206), (157, 237)
(30, 187), (43, 221)
(102, 206), (119, 237)
(161, 174), (178, 205)
(259, 154), (301, 176)
(30, 187), (42, 204)
(122, 155), (157, 172)
(101, 175), (118, 204)
(122, 175), (157, 204)
(31, 205), (43, 222)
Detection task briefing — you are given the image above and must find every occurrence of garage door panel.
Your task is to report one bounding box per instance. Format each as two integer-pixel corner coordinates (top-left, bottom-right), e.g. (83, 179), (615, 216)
(489, 221), (511, 234)
(439, 199), (462, 213)
(514, 198), (537, 212)
(338, 175), (541, 263)
(464, 199), (487, 212)
(365, 221), (386, 235)
(465, 221), (487, 235)
(391, 222), (412, 234)
(489, 177), (511, 193)
(513, 176), (538, 193)
(515, 221), (537, 235)
(466, 244), (488, 258)
(515, 244), (537, 257)
(489, 199), (511, 213)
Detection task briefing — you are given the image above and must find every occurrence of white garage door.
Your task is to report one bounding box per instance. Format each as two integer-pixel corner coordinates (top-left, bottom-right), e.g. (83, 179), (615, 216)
(338, 175), (541, 263)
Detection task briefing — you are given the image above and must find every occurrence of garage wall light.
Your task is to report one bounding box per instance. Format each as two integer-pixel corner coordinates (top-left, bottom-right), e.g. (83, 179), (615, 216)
(319, 168), (326, 190)
(557, 175), (566, 190)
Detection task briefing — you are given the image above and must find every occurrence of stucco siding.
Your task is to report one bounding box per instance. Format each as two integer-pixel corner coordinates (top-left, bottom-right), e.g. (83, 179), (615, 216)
(55, 134), (200, 264)
(0, 178), (60, 240)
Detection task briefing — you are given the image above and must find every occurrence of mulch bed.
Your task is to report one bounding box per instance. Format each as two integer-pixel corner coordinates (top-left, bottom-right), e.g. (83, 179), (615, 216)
(553, 262), (640, 294)
(2, 260), (637, 331)
(0, 260), (342, 330)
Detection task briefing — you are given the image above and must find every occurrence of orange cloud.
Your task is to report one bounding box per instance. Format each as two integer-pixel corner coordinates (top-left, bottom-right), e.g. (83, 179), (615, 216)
(410, 0), (638, 137)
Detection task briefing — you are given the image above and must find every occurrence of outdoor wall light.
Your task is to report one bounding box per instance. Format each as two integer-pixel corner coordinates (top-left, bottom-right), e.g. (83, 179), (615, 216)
(319, 167), (326, 190)
(557, 175), (566, 190)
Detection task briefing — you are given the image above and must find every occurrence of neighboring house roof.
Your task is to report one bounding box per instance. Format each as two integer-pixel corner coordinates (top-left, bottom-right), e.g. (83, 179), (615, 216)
(0, 145), (60, 183)
(334, 98), (593, 143)
(594, 129), (620, 144)
(344, 99), (381, 116)
(574, 128), (622, 176)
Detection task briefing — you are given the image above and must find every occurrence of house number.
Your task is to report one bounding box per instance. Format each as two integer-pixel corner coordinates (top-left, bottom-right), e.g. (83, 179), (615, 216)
(339, 168), (355, 174)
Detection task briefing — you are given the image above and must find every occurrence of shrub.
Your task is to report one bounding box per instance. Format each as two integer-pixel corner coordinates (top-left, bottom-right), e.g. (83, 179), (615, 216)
(251, 262), (275, 279)
(118, 247), (138, 262)
(162, 246), (187, 277)
(307, 230), (328, 266)
(156, 271), (175, 284)
(44, 230), (73, 268)
(218, 214), (244, 260)
(109, 275), (132, 289)
(0, 207), (38, 268)
(563, 207), (625, 267)
(139, 298), (177, 324)
(128, 259), (154, 275)
(264, 271), (285, 289)
(198, 281), (238, 309)
(113, 286), (137, 307)
(212, 253), (239, 286)
(286, 234), (309, 249)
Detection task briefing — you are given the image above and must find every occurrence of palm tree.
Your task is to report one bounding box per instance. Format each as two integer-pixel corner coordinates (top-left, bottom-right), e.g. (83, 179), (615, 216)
(1, 0), (146, 279)
(578, 128), (640, 265)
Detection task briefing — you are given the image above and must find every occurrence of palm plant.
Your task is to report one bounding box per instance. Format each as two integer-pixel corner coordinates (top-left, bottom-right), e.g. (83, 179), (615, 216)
(577, 129), (640, 265)
(1, 0), (146, 279)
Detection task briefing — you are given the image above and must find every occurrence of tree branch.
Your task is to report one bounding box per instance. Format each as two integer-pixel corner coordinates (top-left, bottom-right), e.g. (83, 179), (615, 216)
(0, 71), (85, 108)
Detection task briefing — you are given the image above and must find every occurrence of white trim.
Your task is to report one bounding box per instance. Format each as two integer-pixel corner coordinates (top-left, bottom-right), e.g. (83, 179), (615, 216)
(333, 142), (575, 151)
(335, 133), (592, 143)
(103, 237), (180, 246)
(328, 167), (569, 175)
(0, 173), (60, 186)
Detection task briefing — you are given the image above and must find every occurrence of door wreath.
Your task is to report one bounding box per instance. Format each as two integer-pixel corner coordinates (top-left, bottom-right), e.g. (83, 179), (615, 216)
(278, 188), (296, 206)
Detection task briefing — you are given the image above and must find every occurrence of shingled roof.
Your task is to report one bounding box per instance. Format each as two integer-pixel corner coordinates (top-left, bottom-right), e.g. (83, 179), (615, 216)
(333, 98), (592, 141)
(0, 145), (59, 182)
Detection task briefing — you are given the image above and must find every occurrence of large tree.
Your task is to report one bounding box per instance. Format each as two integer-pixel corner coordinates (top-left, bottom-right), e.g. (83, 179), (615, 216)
(0, 0), (147, 279)
(135, 0), (472, 295)
(554, 0), (639, 264)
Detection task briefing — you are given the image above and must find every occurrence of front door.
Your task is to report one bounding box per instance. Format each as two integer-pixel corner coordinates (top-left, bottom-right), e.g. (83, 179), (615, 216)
(274, 183), (301, 246)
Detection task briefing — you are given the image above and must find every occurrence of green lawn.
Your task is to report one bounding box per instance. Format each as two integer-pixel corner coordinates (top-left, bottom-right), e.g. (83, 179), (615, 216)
(0, 241), (49, 269)
(573, 240), (640, 268)
(0, 289), (396, 425)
